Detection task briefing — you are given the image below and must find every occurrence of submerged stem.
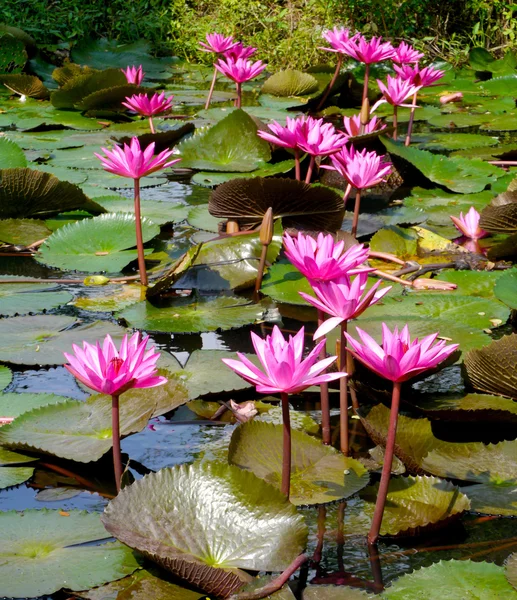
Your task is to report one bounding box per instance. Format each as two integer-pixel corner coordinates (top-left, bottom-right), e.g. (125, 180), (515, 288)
(133, 178), (148, 287)
(351, 189), (362, 237)
(280, 392), (292, 499)
(111, 394), (122, 494)
(205, 66), (218, 110)
(368, 381), (401, 544)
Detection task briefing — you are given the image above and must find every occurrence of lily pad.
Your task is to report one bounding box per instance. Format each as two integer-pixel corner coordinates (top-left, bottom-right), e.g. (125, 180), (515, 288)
(0, 315), (127, 366)
(94, 197), (190, 226)
(0, 366), (12, 391)
(101, 462), (308, 597)
(462, 481), (517, 516)
(0, 137), (27, 168)
(0, 283), (73, 317)
(0, 509), (140, 598)
(0, 392), (72, 418)
(0, 465), (34, 489)
(0, 379), (185, 462)
(411, 393), (517, 422)
(37, 213), (160, 273)
(304, 586), (373, 599)
(0, 218), (52, 246)
(191, 159), (295, 187)
(0, 167), (104, 218)
(382, 136), (502, 193)
(261, 260), (314, 305)
(262, 70), (319, 97)
(480, 193), (517, 233)
(464, 334), (517, 398)
(383, 560), (517, 599)
(413, 132), (499, 152)
(494, 269), (517, 309)
(73, 284), (146, 312)
(0, 445), (36, 465)
(229, 421), (369, 506)
(50, 68), (128, 109)
(118, 296), (264, 333)
(507, 553), (517, 592)
(177, 108), (271, 171)
(187, 204), (221, 232)
(437, 270), (503, 298)
(209, 178), (344, 231)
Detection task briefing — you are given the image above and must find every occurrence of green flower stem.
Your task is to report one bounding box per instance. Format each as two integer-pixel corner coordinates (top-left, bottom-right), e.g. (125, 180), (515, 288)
(148, 116), (155, 134)
(235, 82), (242, 108)
(133, 178), (148, 287)
(362, 64), (370, 103)
(205, 66), (218, 110)
(318, 309), (331, 445)
(351, 189), (362, 237)
(368, 380), (401, 545)
(339, 321), (349, 455)
(111, 393), (122, 494)
(405, 91), (418, 146)
(280, 392), (292, 498)
(305, 155), (315, 184)
(392, 105), (398, 141)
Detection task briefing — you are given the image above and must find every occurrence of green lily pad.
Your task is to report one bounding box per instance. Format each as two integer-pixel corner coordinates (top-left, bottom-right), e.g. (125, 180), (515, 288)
(0, 218), (52, 246)
(177, 108), (271, 171)
(0, 283), (73, 317)
(0, 377), (185, 462)
(191, 159), (295, 187)
(77, 84), (151, 111)
(0, 167), (104, 218)
(469, 47), (517, 75)
(0, 34), (27, 74)
(30, 162), (90, 184)
(101, 462), (308, 597)
(0, 366), (12, 391)
(0, 73), (49, 98)
(94, 197), (190, 226)
(262, 70), (319, 96)
(0, 465), (34, 489)
(37, 213), (160, 273)
(73, 284), (146, 312)
(50, 68), (127, 109)
(0, 509), (140, 598)
(304, 586), (374, 599)
(0, 315), (127, 366)
(348, 476), (470, 537)
(411, 393), (517, 422)
(507, 553), (517, 591)
(369, 225), (418, 259)
(118, 296), (264, 333)
(464, 334), (517, 398)
(413, 132), (499, 152)
(261, 259), (313, 305)
(427, 112), (492, 129)
(0, 137), (27, 168)
(383, 560), (517, 599)
(187, 204), (221, 232)
(462, 481), (517, 516)
(437, 270), (503, 298)
(382, 136), (502, 193)
(0, 445), (36, 465)
(229, 421), (369, 506)
(494, 269), (517, 309)
(0, 392), (72, 418)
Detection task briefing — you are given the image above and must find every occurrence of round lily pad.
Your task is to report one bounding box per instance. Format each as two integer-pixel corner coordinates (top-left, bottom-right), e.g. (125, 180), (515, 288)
(303, 586), (373, 599)
(0, 283), (73, 317)
(229, 421), (370, 506)
(102, 462), (308, 597)
(383, 560), (517, 599)
(0, 137), (27, 168)
(494, 269), (517, 309)
(0, 465), (34, 489)
(507, 553), (517, 592)
(0, 218), (52, 246)
(462, 481), (517, 517)
(0, 392), (71, 418)
(262, 70), (319, 97)
(94, 197), (190, 226)
(261, 260), (313, 305)
(0, 366), (12, 391)
(37, 213), (160, 273)
(0, 509), (140, 598)
(73, 284), (146, 312)
(118, 296), (264, 333)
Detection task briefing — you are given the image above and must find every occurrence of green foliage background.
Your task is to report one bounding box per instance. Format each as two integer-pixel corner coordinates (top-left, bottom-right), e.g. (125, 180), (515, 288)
(1, 0), (517, 68)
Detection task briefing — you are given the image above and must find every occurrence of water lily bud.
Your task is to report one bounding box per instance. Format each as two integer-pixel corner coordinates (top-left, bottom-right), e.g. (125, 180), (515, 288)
(259, 207), (274, 246)
(360, 97), (370, 127)
(83, 275), (110, 286)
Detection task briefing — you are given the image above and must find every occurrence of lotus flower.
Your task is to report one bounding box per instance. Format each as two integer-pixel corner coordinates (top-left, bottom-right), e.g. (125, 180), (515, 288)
(224, 42), (257, 60)
(344, 323), (459, 383)
(344, 322), (458, 544)
(199, 33), (238, 54)
(342, 114), (386, 137)
(122, 92), (173, 133)
(394, 64), (444, 87)
(341, 34), (395, 64)
(121, 65), (144, 85)
(326, 146), (392, 190)
(450, 207), (488, 240)
(284, 232), (371, 282)
(257, 116), (303, 149)
(300, 273), (391, 339)
(64, 332), (167, 396)
(373, 75), (421, 109)
(215, 56), (267, 108)
(320, 27), (359, 54)
(95, 137), (180, 180)
(392, 42), (424, 65)
(64, 332), (166, 492)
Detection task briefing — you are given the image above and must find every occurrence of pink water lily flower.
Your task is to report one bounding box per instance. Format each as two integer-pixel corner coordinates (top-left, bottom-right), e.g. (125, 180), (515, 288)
(224, 42), (257, 60)
(215, 56), (267, 83)
(121, 65), (144, 85)
(320, 27), (359, 54)
(257, 115), (303, 149)
(199, 33), (238, 54)
(394, 64), (444, 87)
(284, 232), (371, 282)
(373, 75), (422, 110)
(341, 35), (395, 64)
(95, 137), (181, 179)
(325, 146), (392, 190)
(344, 323), (459, 383)
(64, 332), (167, 396)
(392, 41), (424, 65)
(296, 116), (348, 158)
(450, 206), (488, 240)
(300, 273), (391, 339)
(122, 91), (173, 117)
(222, 326), (346, 394)
(342, 113), (386, 137)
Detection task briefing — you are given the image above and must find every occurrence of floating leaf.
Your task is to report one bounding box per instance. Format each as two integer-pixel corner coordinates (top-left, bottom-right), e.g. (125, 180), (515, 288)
(464, 334), (517, 398)
(0, 73), (49, 98)
(0, 34), (27, 74)
(94, 197), (190, 226)
(304, 586), (374, 599)
(0, 283), (73, 317)
(0, 315), (127, 365)
(102, 462), (308, 597)
(369, 225), (418, 259)
(0, 137), (27, 168)
(73, 284), (146, 312)
(480, 192), (517, 233)
(52, 63), (97, 86)
(262, 70), (319, 96)
(469, 47), (517, 75)
(118, 296), (263, 333)
(462, 481), (517, 516)
(191, 160), (295, 187)
(507, 553), (517, 592)
(229, 421), (369, 506)
(261, 260), (313, 305)
(427, 112), (491, 129)
(494, 269), (517, 309)
(209, 178), (344, 231)
(177, 109), (271, 171)
(437, 270), (503, 298)
(187, 204), (221, 232)
(382, 136), (502, 193)
(113, 124), (195, 153)
(51, 68), (127, 109)
(77, 84), (151, 111)
(0, 366), (12, 391)
(37, 213), (160, 273)
(413, 132), (499, 152)
(0, 509), (140, 598)
(0, 465), (34, 489)
(383, 560), (517, 599)
(0, 392), (72, 418)
(0, 168), (104, 218)
(412, 393), (517, 422)
(0, 445), (36, 465)
(0, 218), (52, 246)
